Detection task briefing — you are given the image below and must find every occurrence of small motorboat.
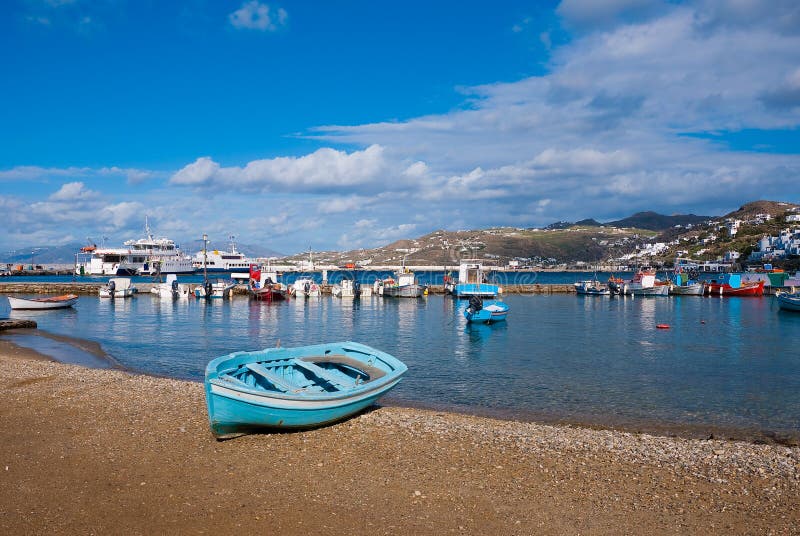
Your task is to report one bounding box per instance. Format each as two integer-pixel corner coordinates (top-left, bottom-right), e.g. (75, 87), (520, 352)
(289, 278), (320, 298)
(574, 280), (610, 295)
(776, 291), (800, 312)
(248, 264), (288, 301)
(7, 294), (78, 310)
(463, 296), (509, 324)
(204, 341), (407, 438)
(195, 278), (236, 299)
(99, 277), (136, 298)
(151, 274), (192, 299)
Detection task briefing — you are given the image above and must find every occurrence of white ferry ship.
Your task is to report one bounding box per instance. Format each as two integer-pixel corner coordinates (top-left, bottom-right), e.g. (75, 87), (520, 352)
(75, 221), (195, 276)
(192, 236), (257, 273)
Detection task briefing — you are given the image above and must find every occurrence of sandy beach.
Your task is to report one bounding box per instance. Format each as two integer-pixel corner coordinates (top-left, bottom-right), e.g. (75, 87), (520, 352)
(1, 340), (799, 535)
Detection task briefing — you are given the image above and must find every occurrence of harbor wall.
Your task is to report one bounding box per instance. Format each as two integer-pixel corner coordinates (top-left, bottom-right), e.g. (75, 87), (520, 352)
(0, 282), (578, 295)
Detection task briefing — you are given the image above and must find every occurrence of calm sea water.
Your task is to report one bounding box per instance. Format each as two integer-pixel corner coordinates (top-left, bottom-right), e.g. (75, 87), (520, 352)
(2, 283), (799, 437)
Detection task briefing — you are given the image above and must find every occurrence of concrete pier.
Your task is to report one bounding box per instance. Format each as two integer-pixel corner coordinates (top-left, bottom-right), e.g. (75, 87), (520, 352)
(0, 282), (577, 296)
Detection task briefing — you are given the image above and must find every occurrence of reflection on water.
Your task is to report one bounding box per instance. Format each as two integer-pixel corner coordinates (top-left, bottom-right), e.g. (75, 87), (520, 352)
(3, 292), (799, 435)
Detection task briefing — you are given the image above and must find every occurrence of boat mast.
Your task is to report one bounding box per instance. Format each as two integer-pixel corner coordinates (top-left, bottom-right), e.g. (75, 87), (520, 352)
(202, 233), (208, 284)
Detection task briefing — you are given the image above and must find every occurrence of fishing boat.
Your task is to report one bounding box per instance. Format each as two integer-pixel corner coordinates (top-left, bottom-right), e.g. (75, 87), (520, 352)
(668, 272), (705, 296)
(150, 274), (191, 299)
(705, 274), (764, 296)
(289, 278), (320, 298)
(463, 296), (509, 324)
(98, 277), (136, 298)
(248, 264), (288, 301)
(381, 269), (423, 298)
(624, 270), (669, 296)
(574, 279), (610, 295)
(7, 294), (78, 310)
(203, 341), (408, 437)
(775, 291), (800, 312)
(445, 260), (501, 298)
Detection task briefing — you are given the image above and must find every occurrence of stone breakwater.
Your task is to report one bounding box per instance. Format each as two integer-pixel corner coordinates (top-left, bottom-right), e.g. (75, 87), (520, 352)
(0, 282), (577, 295)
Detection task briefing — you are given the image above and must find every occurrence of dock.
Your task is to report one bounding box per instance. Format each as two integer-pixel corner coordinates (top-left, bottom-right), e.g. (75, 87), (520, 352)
(0, 282), (578, 296)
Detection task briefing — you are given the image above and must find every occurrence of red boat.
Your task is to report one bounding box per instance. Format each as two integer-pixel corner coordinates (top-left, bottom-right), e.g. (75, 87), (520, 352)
(248, 264), (288, 301)
(705, 274), (764, 296)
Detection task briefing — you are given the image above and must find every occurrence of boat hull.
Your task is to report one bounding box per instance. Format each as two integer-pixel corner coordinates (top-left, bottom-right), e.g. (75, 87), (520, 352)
(668, 283), (705, 296)
(464, 300), (509, 324)
(7, 294), (78, 310)
(451, 283), (499, 298)
(626, 285), (669, 296)
(206, 378), (402, 436)
(706, 281), (765, 296)
(776, 292), (800, 312)
(383, 285), (424, 298)
(204, 341), (407, 437)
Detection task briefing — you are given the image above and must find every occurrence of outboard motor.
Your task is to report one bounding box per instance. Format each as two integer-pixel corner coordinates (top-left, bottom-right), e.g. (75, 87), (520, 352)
(353, 281), (361, 296)
(205, 281), (213, 299)
(171, 279), (179, 292)
(468, 295), (483, 313)
(107, 279), (116, 294)
(304, 281), (311, 295)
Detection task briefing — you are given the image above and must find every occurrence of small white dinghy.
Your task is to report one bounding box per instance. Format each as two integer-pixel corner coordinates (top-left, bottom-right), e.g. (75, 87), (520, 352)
(7, 294), (79, 310)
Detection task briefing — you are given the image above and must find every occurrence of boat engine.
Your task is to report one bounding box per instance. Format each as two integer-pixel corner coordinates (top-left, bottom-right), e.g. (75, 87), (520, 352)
(107, 279), (116, 294)
(205, 281), (213, 298)
(468, 295), (483, 313)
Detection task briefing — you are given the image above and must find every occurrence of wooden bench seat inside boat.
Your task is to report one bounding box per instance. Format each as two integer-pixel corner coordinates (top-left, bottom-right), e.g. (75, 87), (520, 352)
(245, 363), (299, 392)
(298, 354), (387, 381)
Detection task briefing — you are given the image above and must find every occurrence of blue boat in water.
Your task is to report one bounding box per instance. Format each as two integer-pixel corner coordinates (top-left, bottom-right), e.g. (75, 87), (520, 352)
(204, 341), (407, 438)
(463, 296), (509, 324)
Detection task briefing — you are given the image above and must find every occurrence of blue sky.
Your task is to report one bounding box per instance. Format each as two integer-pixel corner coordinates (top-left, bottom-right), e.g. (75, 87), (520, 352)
(1, 0), (799, 255)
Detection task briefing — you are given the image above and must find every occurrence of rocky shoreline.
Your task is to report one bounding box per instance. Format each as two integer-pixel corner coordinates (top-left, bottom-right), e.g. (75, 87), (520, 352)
(1, 344), (798, 534)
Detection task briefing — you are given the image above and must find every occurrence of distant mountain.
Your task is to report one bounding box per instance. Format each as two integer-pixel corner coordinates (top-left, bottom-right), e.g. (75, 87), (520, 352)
(545, 212), (709, 232)
(605, 211), (711, 231)
(1, 243), (84, 265)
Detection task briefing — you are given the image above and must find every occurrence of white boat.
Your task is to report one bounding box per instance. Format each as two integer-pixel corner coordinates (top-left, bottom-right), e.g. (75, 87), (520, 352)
(99, 278), (136, 298)
(150, 274), (192, 299)
(289, 278), (320, 298)
(194, 278), (236, 299)
(192, 236), (257, 273)
(332, 279), (360, 298)
(7, 294), (78, 310)
(75, 220), (194, 276)
(380, 270), (424, 298)
(624, 270), (669, 296)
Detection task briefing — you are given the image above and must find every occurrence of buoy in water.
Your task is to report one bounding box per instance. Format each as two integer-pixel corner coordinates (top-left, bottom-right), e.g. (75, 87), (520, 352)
(700, 320), (706, 324)
(656, 324), (670, 329)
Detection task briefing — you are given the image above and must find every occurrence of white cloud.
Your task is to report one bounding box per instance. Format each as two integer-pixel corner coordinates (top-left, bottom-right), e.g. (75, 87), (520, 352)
(49, 181), (98, 201)
(170, 145), (393, 193)
(229, 1), (287, 31)
(0, 165), (157, 183)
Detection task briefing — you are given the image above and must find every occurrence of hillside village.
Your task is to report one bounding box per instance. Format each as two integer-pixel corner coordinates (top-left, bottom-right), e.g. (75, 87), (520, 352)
(283, 200), (800, 271)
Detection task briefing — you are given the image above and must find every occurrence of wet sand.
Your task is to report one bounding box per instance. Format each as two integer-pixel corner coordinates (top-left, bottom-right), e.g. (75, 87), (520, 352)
(1, 342), (799, 535)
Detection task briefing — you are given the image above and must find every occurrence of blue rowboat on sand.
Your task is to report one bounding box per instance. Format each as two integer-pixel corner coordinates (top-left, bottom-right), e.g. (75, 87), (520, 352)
(204, 341), (407, 438)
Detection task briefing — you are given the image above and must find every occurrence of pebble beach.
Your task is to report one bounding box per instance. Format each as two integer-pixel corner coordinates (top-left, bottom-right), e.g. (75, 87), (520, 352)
(1, 338), (799, 535)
